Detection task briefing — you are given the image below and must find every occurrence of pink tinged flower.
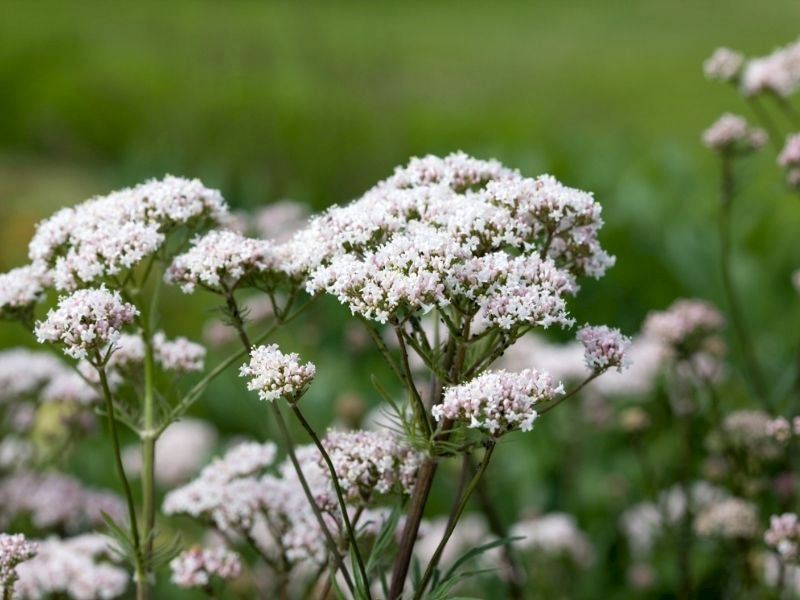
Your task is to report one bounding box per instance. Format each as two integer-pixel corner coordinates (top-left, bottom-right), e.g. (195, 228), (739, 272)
(0, 533), (37, 592)
(0, 265), (49, 321)
(766, 417), (792, 443)
(28, 176), (227, 291)
(702, 113), (766, 152)
(240, 344), (316, 402)
(765, 513), (800, 561)
(741, 38), (800, 97)
(432, 369), (563, 437)
(779, 134), (800, 168)
(13, 534), (127, 600)
(165, 229), (288, 294)
(704, 47), (744, 82)
(321, 430), (422, 503)
(577, 325), (631, 373)
(34, 286), (138, 360)
(152, 332), (206, 373)
(170, 547), (242, 589)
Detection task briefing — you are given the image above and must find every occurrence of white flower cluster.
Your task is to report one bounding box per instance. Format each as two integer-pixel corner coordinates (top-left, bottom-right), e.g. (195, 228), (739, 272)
(510, 513), (594, 567)
(432, 368), (563, 436)
(321, 430), (421, 502)
(240, 344), (316, 402)
(170, 546), (242, 589)
(163, 441), (334, 566)
(0, 533), (37, 593)
(703, 47), (744, 82)
(643, 298), (724, 354)
(29, 176), (227, 291)
(123, 419), (217, 487)
(0, 265), (49, 322)
(295, 152), (612, 325)
(14, 534), (128, 600)
(741, 37), (800, 97)
(34, 287), (138, 360)
(702, 113), (766, 153)
(0, 472), (124, 533)
(779, 134), (800, 188)
(165, 229), (289, 294)
(254, 200), (309, 242)
(162, 441), (279, 532)
(576, 325), (631, 373)
(152, 332), (206, 373)
(766, 416), (792, 443)
(41, 371), (98, 405)
(0, 349), (66, 403)
(719, 409), (781, 460)
(765, 513), (800, 562)
(694, 498), (760, 540)
(620, 481), (728, 555)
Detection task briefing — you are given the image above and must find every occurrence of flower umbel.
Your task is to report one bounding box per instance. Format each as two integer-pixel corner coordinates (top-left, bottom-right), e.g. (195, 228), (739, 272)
(240, 344), (316, 402)
(432, 369), (563, 436)
(34, 286), (138, 360)
(577, 325), (631, 373)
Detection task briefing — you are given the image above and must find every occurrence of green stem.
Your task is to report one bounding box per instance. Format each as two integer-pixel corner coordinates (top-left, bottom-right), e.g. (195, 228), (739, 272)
(226, 292), (355, 595)
(718, 157), (769, 405)
(271, 403), (356, 595)
(140, 328), (157, 588)
(393, 325), (432, 438)
(96, 362), (143, 585)
(289, 404), (371, 599)
(538, 372), (600, 415)
(413, 442), (496, 599)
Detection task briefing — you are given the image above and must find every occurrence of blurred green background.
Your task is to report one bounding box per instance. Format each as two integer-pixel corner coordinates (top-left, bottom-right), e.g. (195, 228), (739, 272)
(2, 1), (800, 596)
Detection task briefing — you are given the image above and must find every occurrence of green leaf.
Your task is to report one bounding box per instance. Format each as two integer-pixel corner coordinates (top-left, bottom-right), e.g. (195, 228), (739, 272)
(351, 545), (370, 600)
(365, 507), (401, 575)
(441, 536), (522, 583)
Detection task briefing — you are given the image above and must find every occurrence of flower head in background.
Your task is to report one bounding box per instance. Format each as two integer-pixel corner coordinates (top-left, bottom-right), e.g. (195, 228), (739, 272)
(170, 546), (241, 589)
(0, 533), (37, 594)
(34, 286), (138, 361)
(510, 513), (594, 567)
(0, 265), (49, 324)
(166, 229), (291, 294)
(577, 325), (631, 373)
(704, 47), (744, 82)
(13, 534), (127, 600)
(643, 298), (724, 358)
(765, 513), (800, 562)
(433, 369), (563, 436)
(694, 498), (759, 540)
(741, 37), (800, 97)
(29, 176), (227, 292)
(321, 430), (421, 503)
(240, 344), (316, 402)
(702, 113), (766, 154)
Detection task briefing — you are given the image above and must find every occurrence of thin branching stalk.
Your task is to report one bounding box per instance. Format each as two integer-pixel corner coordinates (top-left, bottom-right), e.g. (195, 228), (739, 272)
(271, 402), (356, 595)
(289, 403), (371, 599)
(393, 325), (432, 438)
(226, 293), (356, 596)
(538, 372), (601, 415)
(746, 96), (783, 152)
(718, 156), (769, 405)
(95, 360), (144, 589)
(389, 312), (468, 599)
(413, 442), (497, 599)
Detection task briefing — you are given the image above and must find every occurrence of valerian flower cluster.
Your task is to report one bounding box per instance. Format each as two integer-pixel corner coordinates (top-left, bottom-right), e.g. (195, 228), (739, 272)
(0, 152), (632, 599)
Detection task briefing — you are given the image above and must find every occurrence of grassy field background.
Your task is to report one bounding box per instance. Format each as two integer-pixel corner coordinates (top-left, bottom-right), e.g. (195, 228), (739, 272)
(1, 2), (800, 596)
